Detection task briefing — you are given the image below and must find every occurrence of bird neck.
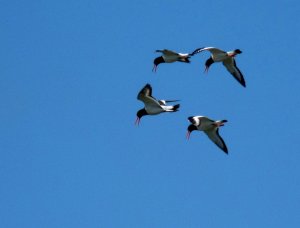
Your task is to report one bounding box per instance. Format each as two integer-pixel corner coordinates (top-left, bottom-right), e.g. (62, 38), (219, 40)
(154, 56), (165, 66)
(188, 124), (197, 132)
(137, 108), (148, 119)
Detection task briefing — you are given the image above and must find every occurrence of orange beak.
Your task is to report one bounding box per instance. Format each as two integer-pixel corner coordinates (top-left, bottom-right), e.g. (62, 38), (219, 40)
(152, 64), (157, 72)
(135, 117), (140, 126)
(204, 66), (209, 73)
(186, 131), (191, 140)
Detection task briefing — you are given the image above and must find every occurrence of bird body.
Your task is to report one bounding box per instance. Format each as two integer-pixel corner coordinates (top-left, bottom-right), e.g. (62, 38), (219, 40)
(159, 49), (190, 63)
(187, 116), (228, 154)
(153, 49), (192, 72)
(193, 47), (246, 87)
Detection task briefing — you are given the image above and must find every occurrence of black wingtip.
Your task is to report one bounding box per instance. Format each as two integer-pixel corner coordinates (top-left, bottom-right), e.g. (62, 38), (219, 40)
(220, 139), (228, 154)
(216, 128), (228, 154)
(239, 78), (246, 87)
(145, 83), (152, 89)
(173, 104), (180, 111)
(238, 74), (246, 88)
(232, 61), (246, 88)
(223, 148), (229, 154)
(190, 47), (205, 56)
(223, 143), (229, 154)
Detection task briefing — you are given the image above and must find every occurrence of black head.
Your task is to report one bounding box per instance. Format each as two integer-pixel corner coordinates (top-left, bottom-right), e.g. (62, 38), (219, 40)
(204, 57), (214, 73)
(186, 124), (197, 139)
(135, 108), (148, 125)
(152, 56), (165, 72)
(187, 124), (197, 132)
(205, 57), (214, 68)
(153, 56), (165, 65)
(234, 49), (242, 54)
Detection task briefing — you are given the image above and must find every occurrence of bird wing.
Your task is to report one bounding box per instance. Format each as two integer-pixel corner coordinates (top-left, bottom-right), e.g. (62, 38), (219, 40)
(137, 84), (162, 108)
(223, 58), (246, 87)
(205, 128), (228, 154)
(162, 49), (180, 56)
(204, 47), (226, 55)
(191, 47), (226, 56)
(137, 83), (152, 98)
(190, 47), (205, 56)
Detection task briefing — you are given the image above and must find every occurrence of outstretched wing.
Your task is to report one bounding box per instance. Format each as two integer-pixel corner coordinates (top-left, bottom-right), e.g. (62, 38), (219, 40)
(137, 84), (153, 99)
(137, 84), (161, 108)
(156, 49), (180, 56)
(191, 47), (226, 56)
(205, 128), (228, 154)
(223, 58), (246, 87)
(190, 47), (205, 56)
(161, 49), (180, 56)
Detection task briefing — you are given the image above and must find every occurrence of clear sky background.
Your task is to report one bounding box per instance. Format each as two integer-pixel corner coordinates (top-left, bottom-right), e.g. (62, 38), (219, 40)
(1, 0), (300, 227)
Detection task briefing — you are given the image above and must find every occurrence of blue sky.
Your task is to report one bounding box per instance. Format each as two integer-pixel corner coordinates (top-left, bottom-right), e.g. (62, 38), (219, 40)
(1, 0), (300, 227)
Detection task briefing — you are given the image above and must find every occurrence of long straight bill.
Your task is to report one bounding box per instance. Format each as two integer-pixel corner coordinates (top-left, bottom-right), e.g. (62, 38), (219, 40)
(135, 117), (141, 126)
(152, 64), (157, 72)
(186, 131), (191, 140)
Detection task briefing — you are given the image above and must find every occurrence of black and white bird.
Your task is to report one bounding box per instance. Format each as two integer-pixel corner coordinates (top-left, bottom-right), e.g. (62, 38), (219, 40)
(192, 47), (246, 87)
(186, 116), (228, 154)
(135, 84), (180, 125)
(153, 49), (194, 72)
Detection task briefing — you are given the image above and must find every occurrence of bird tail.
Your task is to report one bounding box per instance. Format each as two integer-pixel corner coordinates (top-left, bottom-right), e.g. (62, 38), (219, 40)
(216, 119), (228, 127)
(185, 57), (191, 63)
(172, 104), (180, 112)
(190, 47), (205, 56)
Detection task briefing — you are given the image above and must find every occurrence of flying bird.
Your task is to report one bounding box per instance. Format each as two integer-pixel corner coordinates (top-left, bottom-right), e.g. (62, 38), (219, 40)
(192, 47), (246, 87)
(186, 116), (228, 154)
(152, 49), (196, 72)
(135, 84), (180, 125)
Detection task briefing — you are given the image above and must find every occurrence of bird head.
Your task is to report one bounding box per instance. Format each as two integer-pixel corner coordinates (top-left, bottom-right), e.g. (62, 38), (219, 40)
(186, 124), (197, 139)
(152, 56), (164, 72)
(135, 109), (148, 126)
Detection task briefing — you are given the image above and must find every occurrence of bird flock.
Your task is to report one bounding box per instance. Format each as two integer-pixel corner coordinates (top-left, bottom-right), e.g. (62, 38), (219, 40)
(136, 47), (246, 154)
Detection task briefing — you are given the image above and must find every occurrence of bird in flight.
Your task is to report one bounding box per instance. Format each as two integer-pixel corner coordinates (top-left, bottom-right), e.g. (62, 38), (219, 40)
(186, 115), (228, 154)
(152, 49), (198, 72)
(135, 84), (180, 125)
(192, 47), (246, 87)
